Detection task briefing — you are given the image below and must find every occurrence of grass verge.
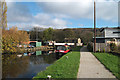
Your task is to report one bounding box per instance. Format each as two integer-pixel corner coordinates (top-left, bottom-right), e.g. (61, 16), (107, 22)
(92, 52), (120, 80)
(33, 46), (82, 79)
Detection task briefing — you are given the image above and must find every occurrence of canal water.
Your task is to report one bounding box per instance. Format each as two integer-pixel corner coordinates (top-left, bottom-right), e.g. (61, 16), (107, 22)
(2, 50), (63, 78)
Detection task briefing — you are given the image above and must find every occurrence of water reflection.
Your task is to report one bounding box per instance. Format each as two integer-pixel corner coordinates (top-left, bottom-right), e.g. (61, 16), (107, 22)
(2, 54), (29, 78)
(2, 50), (64, 78)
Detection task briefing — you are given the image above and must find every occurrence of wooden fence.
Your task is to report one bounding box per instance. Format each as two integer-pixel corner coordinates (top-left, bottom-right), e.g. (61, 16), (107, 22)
(93, 43), (110, 52)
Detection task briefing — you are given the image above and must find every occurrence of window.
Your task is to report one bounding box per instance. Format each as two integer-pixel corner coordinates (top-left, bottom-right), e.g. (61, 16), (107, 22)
(113, 32), (120, 34)
(57, 46), (66, 50)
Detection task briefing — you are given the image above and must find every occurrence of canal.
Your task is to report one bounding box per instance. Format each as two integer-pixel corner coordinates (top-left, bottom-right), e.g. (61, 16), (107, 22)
(2, 50), (63, 78)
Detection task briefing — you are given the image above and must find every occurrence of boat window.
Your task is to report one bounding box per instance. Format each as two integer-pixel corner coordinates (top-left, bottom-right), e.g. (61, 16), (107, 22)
(57, 46), (66, 50)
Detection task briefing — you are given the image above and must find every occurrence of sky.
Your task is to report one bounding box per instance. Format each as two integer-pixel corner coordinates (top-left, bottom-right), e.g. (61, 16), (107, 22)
(6, 0), (119, 30)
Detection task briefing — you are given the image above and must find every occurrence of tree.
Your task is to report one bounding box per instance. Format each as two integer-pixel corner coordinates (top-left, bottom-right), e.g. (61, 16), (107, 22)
(110, 43), (117, 51)
(2, 27), (30, 53)
(0, 0), (7, 29)
(80, 31), (93, 45)
(43, 28), (54, 41)
(29, 27), (45, 41)
(18, 30), (29, 44)
(2, 29), (18, 53)
(53, 30), (65, 42)
(63, 29), (75, 38)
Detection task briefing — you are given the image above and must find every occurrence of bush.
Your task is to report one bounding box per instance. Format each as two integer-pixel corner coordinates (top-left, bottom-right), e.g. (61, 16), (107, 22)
(98, 49), (100, 52)
(87, 42), (93, 52)
(118, 45), (120, 52)
(103, 49), (105, 53)
(110, 43), (117, 52)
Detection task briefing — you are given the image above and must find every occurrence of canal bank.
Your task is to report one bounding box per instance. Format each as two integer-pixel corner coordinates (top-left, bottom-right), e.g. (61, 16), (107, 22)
(17, 46), (54, 53)
(33, 46), (82, 79)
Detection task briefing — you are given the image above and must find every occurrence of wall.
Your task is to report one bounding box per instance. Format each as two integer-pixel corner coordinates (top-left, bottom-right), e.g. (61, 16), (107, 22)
(105, 29), (120, 38)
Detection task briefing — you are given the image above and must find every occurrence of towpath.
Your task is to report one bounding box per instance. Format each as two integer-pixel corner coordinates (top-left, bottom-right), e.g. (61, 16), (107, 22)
(77, 46), (116, 78)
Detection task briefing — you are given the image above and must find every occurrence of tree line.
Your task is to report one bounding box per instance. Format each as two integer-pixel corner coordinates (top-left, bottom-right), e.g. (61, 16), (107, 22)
(29, 27), (94, 45)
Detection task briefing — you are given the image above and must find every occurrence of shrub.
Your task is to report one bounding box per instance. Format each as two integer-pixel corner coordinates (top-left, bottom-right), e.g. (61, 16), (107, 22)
(118, 45), (120, 52)
(87, 42), (93, 52)
(98, 49), (100, 52)
(110, 43), (117, 52)
(103, 49), (105, 53)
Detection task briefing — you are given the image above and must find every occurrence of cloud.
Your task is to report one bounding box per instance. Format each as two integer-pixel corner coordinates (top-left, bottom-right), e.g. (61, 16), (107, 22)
(6, 0), (118, 30)
(33, 13), (67, 28)
(7, 2), (33, 23)
(96, 1), (118, 22)
(7, 2), (67, 29)
(38, 1), (118, 21)
(7, 23), (33, 30)
(38, 2), (93, 19)
(4, 0), (120, 2)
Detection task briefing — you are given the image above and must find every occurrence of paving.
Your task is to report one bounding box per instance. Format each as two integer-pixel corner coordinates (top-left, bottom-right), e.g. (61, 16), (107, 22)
(77, 46), (116, 78)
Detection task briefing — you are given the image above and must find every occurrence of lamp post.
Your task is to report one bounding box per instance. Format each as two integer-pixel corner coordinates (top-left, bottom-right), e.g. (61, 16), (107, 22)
(94, 0), (96, 53)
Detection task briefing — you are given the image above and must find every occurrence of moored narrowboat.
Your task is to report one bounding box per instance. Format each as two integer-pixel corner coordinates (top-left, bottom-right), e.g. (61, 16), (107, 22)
(55, 45), (70, 54)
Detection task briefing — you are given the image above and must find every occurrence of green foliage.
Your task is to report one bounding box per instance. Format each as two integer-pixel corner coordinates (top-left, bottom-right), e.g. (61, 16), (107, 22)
(29, 29), (44, 41)
(98, 49), (100, 52)
(33, 47), (81, 79)
(53, 30), (65, 42)
(76, 31), (93, 45)
(43, 28), (54, 41)
(64, 29), (75, 38)
(87, 42), (93, 52)
(103, 49), (105, 53)
(30, 28), (94, 44)
(110, 43), (117, 51)
(93, 52), (120, 80)
(71, 46), (82, 51)
(118, 45), (120, 53)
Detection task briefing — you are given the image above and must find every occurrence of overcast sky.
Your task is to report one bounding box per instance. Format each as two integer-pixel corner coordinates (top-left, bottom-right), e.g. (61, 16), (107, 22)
(6, 0), (118, 30)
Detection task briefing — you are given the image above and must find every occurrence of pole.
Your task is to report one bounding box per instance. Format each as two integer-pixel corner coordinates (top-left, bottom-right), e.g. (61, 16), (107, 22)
(94, 0), (96, 53)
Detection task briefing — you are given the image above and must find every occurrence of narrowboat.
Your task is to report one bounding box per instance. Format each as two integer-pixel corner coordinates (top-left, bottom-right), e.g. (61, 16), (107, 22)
(55, 45), (70, 54)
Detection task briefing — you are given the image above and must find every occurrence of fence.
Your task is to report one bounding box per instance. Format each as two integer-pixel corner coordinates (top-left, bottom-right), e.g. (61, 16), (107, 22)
(93, 43), (120, 52)
(93, 43), (110, 52)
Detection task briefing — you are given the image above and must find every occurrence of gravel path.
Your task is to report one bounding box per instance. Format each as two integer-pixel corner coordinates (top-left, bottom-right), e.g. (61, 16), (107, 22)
(77, 46), (116, 78)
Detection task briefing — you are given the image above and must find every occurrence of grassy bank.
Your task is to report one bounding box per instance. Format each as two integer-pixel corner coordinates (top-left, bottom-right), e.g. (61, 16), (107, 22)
(33, 46), (82, 79)
(92, 52), (120, 80)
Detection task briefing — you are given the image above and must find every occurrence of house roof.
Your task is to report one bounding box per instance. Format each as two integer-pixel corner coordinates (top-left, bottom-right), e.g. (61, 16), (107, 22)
(93, 37), (120, 39)
(100, 27), (120, 32)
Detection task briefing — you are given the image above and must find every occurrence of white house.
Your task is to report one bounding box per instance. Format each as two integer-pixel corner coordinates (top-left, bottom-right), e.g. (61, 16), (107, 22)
(93, 27), (120, 52)
(95, 27), (120, 45)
